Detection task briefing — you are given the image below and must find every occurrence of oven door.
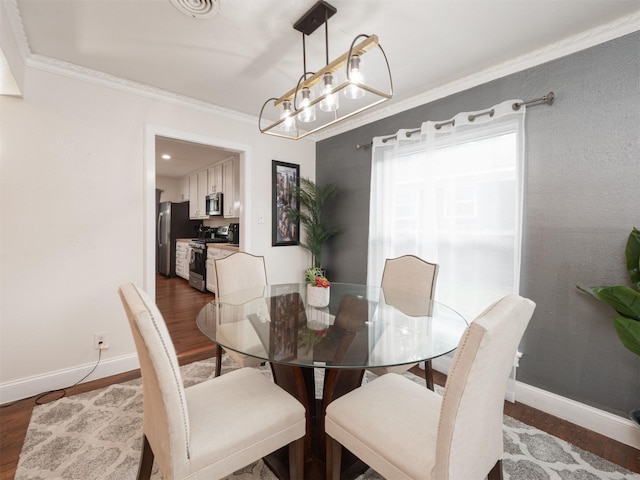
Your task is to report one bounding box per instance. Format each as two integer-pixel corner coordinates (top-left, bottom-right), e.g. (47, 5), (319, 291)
(189, 247), (206, 276)
(189, 244), (208, 291)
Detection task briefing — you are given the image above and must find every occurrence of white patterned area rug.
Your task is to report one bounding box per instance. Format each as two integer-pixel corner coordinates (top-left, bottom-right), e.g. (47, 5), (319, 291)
(16, 357), (639, 480)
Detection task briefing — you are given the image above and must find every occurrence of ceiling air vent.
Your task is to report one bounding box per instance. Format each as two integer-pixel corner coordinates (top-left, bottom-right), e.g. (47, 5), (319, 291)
(169, 0), (220, 19)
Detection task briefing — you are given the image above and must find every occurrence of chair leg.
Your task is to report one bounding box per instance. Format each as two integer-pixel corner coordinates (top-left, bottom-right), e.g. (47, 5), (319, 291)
(288, 437), (305, 480)
(424, 360), (434, 391)
(326, 434), (342, 480)
(215, 346), (223, 377)
(487, 459), (503, 480)
(137, 435), (154, 480)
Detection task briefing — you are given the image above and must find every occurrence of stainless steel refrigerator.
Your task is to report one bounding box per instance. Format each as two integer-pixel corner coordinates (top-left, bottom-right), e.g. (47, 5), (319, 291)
(157, 201), (202, 277)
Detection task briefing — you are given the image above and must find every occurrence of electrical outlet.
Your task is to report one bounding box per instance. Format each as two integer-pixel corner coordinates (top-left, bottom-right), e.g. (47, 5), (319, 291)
(93, 332), (109, 350)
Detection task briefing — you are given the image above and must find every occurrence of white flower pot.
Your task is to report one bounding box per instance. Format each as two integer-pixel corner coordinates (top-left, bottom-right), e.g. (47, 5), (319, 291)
(307, 284), (330, 308)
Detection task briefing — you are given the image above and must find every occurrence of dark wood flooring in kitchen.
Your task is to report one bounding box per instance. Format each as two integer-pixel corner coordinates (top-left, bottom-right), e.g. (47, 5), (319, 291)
(0, 274), (638, 479)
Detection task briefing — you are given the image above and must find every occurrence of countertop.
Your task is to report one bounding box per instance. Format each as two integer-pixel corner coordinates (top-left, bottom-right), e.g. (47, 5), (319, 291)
(176, 238), (239, 252)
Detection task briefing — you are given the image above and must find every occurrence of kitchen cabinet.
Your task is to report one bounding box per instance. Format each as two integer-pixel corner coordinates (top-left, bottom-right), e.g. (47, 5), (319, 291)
(223, 157), (240, 218)
(175, 241), (192, 280)
(208, 163), (223, 194)
(206, 247), (234, 293)
(188, 170), (209, 219)
(178, 177), (190, 202)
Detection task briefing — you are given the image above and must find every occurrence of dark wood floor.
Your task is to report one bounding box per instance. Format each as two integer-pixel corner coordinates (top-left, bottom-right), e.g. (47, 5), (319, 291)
(0, 275), (638, 479)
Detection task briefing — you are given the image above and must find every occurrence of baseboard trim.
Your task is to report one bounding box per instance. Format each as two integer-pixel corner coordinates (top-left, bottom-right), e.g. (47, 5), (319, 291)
(430, 356), (640, 450)
(515, 381), (640, 450)
(0, 353), (139, 405)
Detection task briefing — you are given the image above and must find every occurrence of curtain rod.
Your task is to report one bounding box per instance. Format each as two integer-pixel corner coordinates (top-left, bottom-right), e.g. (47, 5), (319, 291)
(355, 92), (554, 150)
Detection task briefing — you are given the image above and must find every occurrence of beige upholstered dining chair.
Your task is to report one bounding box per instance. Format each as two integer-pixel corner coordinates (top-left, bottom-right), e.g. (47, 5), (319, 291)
(326, 294), (535, 480)
(369, 254), (439, 389)
(213, 251), (269, 376)
(118, 283), (305, 480)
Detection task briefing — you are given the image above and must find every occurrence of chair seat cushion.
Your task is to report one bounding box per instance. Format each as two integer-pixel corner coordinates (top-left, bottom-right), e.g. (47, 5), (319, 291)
(326, 373), (441, 480)
(185, 367), (305, 479)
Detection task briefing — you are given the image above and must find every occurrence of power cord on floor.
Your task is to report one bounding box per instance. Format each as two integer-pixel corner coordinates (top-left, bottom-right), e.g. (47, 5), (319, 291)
(0, 348), (103, 408)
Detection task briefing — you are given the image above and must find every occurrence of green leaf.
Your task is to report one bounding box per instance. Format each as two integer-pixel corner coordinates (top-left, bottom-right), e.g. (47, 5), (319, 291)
(626, 227), (640, 289)
(587, 285), (640, 321)
(285, 177), (339, 268)
(611, 315), (640, 356)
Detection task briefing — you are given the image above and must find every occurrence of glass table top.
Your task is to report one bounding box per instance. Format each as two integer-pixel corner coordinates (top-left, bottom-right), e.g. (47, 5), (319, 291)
(196, 283), (468, 370)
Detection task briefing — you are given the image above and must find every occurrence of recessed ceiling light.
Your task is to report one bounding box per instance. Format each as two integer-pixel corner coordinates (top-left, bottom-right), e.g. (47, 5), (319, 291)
(162, 154), (171, 160)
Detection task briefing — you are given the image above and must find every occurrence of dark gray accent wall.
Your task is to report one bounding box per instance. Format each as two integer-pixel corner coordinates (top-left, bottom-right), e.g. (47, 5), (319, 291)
(317, 32), (640, 418)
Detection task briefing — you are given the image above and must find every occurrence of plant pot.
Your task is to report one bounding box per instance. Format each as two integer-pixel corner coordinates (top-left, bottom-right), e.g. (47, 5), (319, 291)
(307, 284), (330, 308)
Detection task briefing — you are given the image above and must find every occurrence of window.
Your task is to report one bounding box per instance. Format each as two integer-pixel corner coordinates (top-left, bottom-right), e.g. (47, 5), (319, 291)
(367, 101), (525, 319)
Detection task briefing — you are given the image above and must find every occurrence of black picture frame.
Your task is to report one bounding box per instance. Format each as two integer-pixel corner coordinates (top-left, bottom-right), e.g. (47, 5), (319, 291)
(272, 160), (300, 246)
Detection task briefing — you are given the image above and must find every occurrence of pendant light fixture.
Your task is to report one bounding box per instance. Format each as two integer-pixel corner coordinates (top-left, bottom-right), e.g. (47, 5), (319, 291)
(259, 0), (393, 140)
(280, 99), (296, 132)
(345, 55), (365, 99)
(319, 72), (339, 112)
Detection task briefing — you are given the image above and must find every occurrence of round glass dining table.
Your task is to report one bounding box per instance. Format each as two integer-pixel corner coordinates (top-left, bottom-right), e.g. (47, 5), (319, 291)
(196, 283), (467, 479)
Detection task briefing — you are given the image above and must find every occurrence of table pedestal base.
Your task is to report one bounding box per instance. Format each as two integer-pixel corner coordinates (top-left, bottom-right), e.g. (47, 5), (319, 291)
(265, 364), (367, 480)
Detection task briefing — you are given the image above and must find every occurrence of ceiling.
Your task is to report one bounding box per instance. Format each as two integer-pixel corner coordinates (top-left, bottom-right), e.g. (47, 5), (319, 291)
(10, 0), (640, 176)
(155, 136), (238, 179)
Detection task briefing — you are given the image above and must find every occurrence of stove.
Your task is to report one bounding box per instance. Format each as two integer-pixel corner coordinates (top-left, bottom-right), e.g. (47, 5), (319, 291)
(188, 225), (233, 292)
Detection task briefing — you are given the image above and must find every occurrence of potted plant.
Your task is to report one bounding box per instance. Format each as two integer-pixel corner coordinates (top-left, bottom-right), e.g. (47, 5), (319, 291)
(286, 177), (340, 270)
(305, 266), (331, 308)
(577, 227), (640, 425)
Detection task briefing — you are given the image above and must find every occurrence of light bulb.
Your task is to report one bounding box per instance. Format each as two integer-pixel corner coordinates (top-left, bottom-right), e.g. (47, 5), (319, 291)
(280, 99), (295, 132)
(319, 72), (339, 112)
(345, 55), (365, 99)
(298, 87), (316, 123)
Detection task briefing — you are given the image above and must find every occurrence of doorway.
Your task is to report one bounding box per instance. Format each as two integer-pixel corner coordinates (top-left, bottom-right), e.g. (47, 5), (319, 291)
(143, 125), (252, 300)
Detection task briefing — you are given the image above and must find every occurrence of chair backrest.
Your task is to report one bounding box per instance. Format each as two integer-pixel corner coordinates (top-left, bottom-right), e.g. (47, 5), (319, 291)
(214, 252), (268, 298)
(381, 255), (439, 316)
(381, 255), (438, 298)
(118, 283), (189, 479)
(435, 294), (535, 480)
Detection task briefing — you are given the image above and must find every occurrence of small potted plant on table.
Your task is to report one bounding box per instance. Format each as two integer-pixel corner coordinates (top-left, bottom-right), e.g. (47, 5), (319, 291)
(305, 266), (331, 308)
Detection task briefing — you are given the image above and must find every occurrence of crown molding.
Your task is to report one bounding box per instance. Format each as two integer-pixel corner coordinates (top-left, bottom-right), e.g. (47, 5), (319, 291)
(24, 53), (258, 126)
(2, 0), (29, 62)
(312, 10), (640, 141)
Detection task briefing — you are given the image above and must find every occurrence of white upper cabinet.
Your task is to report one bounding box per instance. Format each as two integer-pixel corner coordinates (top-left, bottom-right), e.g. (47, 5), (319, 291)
(208, 163), (223, 194)
(188, 170), (209, 219)
(182, 157), (239, 219)
(223, 157), (240, 218)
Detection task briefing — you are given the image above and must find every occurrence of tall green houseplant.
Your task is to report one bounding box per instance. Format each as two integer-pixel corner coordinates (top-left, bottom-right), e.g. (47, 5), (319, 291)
(577, 227), (640, 356)
(287, 177), (339, 269)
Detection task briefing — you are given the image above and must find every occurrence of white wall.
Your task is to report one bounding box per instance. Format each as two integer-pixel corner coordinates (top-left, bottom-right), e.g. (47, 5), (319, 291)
(156, 176), (180, 203)
(0, 57), (314, 402)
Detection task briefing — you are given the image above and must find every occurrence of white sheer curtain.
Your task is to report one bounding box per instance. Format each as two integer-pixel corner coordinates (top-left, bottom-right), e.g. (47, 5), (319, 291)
(367, 100), (526, 320)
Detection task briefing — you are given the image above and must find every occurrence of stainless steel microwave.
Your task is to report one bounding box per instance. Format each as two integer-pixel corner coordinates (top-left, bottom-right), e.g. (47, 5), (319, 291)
(206, 192), (223, 216)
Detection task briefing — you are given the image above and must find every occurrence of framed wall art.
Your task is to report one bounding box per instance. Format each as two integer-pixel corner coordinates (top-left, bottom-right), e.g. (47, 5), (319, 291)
(272, 160), (300, 246)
